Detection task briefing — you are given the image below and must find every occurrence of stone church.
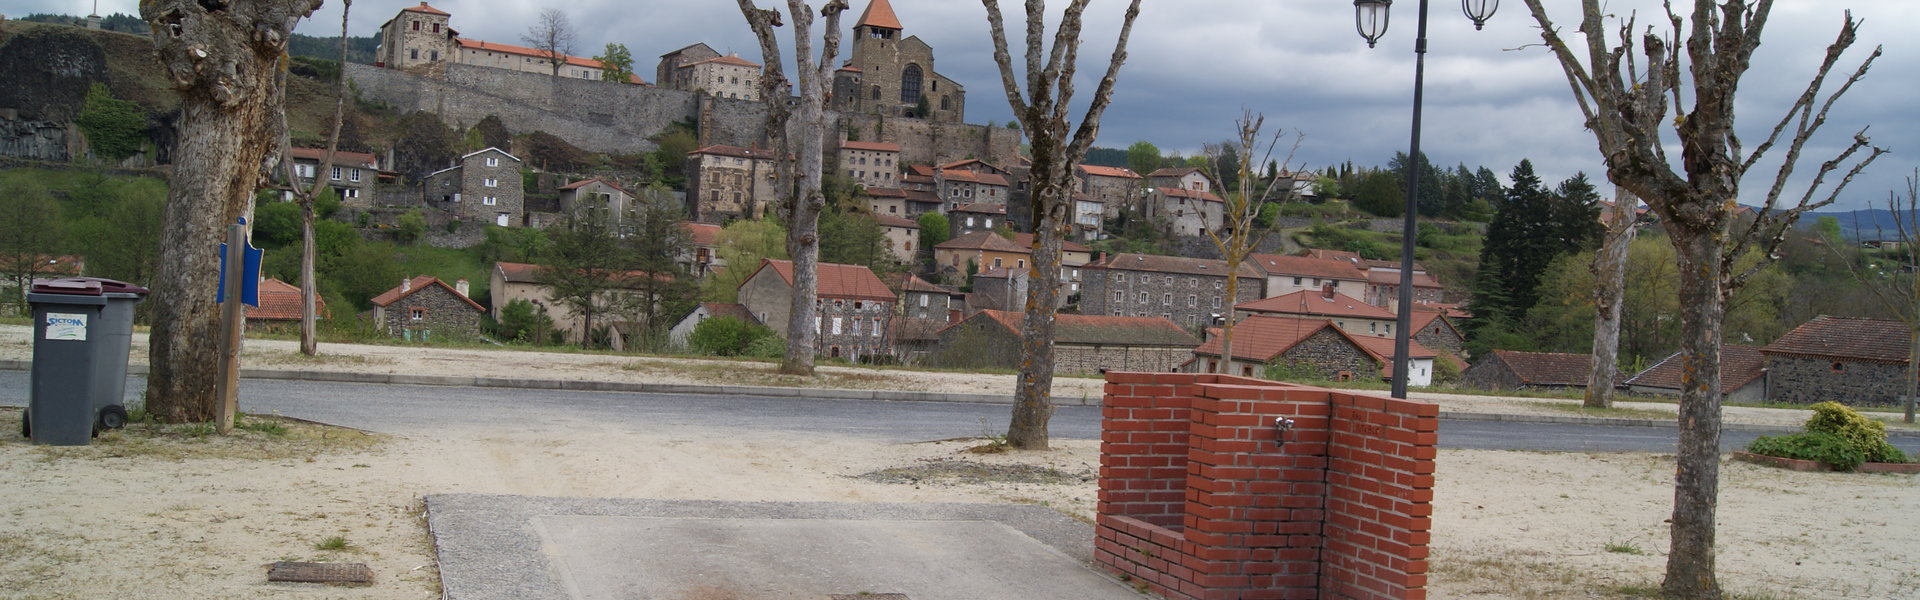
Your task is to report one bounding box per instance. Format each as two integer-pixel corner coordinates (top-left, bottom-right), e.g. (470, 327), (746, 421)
(831, 0), (967, 123)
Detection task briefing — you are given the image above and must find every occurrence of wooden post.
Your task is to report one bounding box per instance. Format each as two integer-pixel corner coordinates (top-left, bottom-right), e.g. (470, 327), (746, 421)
(215, 220), (246, 433)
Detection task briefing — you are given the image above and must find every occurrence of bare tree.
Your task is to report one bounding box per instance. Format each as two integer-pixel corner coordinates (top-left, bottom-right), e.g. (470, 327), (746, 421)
(140, 0), (324, 423)
(1200, 111), (1299, 376)
(1839, 170), (1919, 423)
(522, 8), (575, 78)
(736, 0), (849, 376)
(1520, 2), (1886, 597)
(982, 0), (1144, 450)
(273, 0), (353, 357)
(1584, 185), (1639, 408)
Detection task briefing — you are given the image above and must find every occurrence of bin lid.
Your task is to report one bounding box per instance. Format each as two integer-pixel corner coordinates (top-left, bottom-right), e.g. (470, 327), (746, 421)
(30, 277), (149, 296)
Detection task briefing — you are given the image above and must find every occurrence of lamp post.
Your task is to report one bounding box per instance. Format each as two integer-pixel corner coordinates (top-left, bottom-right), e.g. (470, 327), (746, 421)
(1354, 0), (1495, 399)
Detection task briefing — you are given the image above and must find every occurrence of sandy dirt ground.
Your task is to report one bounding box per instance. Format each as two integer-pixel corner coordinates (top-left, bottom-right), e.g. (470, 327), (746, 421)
(3, 325), (1916, 599)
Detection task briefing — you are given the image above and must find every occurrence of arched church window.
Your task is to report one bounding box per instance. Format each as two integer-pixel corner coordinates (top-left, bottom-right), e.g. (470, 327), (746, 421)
(900, 64), (923, 104)
(870, 85), (881, 101)
(940, 95), (951, 111)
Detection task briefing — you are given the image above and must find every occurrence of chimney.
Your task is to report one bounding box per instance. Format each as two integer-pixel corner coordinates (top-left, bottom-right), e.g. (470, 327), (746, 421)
(455, 278), (470, 298)
(1322, 283), (1336, 299)
(401, 277), (412, 293)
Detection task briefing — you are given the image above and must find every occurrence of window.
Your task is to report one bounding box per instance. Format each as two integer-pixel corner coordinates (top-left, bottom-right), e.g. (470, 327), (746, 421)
(1017, 259), (1026, 269)
(1115, 274), (1126, 283)
(993, 258), (1003, 268)
(815, 316), (822, 333)
(1212, 296), (1221, 309)
(872, 320), (881, 337)
(430, 50), (438, 61)
(1165, 276), (1174, 285)
(851, 318), (862, 335)
(294, 164), (314, 178)
(985, 218), (995, 228)
(919, 295), (929, 308)
(337, 188), (359, 199)
(1163, 293), (1172, 305)
(482, 196), (497, 206)
(900, 64), (924, 103)
(411, 21), (420, 31)
(484, 178), (499, 188)
(1188, 295), (1197, 308)
(967, 217), (977, 227)
(486, 156), (499, 167)
(432, 23), (441, 33)
(409, 307), (424, 321)
(831, 317), (843, 335)
(1113, 291), (1124, 302)
(349, 169), (361, 182)
(1293, 277), (1303, 285)
(1138, 292), (1148, 303)
(330, 166), (342, 181)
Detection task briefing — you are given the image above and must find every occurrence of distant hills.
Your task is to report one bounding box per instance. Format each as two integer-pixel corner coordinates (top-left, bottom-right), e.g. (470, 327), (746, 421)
(1802, 208), (1919, 241)
(16, 12), (380, 65)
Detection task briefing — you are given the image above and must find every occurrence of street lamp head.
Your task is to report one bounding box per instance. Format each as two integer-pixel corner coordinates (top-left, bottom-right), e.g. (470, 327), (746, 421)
(1461, 0), (1498, 30)
(1354, 0), (1391, 48)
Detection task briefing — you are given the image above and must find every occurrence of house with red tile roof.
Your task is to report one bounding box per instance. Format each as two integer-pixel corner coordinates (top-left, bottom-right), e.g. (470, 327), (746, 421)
(947, 203), (1008, 238)
(680, 222), (724, 277)
(1409, 311), (1467, 359)
(686, 145), (780, 223)
(1075, 164), (1146, 226)
(934, 309), (1200, 375)
(288, 147), (382, 206)
(1759, 316), (1913, 407)
(673, 53), (762, 100)
(247, 278), (328, 328)
(368, 275), (485, 342)
(1238, 288), (1399, 338)
(737, 259), (897, 361)
(1147, 167), (1208, 194)
(1180, 315), (1381, 382)
(1248, 253), (1370, 300)
(1145, 186), (1225, 237)
(1626, 345), (1768, 404)
(904, 164), (1011, 210)
(1460, 350), (1597, 391)
(490, 262), (674, 347)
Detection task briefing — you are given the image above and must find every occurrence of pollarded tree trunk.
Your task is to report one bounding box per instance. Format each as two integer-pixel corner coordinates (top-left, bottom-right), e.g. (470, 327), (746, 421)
(1585, 187), (1638, 408)
(141, 0), (322, 423)
(1667, 227), (1727, 597)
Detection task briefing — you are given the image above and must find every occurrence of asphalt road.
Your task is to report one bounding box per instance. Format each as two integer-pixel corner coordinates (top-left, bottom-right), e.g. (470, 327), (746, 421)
(3, 372), (1916, 454)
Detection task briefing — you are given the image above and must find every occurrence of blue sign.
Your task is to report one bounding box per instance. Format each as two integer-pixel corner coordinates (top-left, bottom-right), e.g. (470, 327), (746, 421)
(217, 217), (264, 307)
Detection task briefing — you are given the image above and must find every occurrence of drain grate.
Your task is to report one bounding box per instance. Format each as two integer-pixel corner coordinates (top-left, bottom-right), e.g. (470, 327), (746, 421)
(267, 561), (375, 585)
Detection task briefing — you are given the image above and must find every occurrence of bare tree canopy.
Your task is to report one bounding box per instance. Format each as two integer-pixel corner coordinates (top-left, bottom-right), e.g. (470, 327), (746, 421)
(1201, 111), (1300, 377)
(1520, 1), (1886, 597)
(980, 0), (1144, 450)
(140, 0), (325, 426)
(273, 0), (354, 358)
(522, 8), (575, 77)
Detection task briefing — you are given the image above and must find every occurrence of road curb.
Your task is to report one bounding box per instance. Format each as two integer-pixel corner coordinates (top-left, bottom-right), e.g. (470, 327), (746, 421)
(4, 359), (1912, 436)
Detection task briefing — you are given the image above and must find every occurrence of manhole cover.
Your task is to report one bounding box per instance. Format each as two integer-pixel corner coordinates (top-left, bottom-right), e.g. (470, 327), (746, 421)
(829, 595), (909, 600)
(267, 561), (374, 585)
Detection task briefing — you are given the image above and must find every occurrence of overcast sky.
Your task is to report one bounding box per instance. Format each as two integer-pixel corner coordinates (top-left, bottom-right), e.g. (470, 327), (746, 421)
(42, 0), (1920, 210)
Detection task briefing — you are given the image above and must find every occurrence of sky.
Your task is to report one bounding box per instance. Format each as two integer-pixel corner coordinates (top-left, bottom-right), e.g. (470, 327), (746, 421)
(37, 0), (1920, 210)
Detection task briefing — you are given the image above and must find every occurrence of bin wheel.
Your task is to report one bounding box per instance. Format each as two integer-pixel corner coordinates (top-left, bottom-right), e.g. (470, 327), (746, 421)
(99, 405), (129, 431)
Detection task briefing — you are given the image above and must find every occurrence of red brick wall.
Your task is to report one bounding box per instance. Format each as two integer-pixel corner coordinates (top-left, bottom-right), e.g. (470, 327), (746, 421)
(1096, 373), (1437, 600)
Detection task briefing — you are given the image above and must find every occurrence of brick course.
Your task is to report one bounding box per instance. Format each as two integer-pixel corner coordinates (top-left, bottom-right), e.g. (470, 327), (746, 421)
(1097, 373), (1436, 600)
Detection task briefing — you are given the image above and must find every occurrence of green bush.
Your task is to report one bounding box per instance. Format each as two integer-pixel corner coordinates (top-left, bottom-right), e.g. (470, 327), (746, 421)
(688, 316), (776, 357)
(744, 334), (786, 359)
(1805, 401), (1909, 464)
(1746, 433), (1866, 472)
(74, 83), (148, 161)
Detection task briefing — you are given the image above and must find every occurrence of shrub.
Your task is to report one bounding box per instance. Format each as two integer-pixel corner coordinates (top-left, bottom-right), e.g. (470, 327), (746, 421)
(744, 334), (786, 359)
(1805, 402), (1909, 464)
(688, 316), (776, 357)
(74, 83), (148, 161)
(1746, 433), (1865, 472)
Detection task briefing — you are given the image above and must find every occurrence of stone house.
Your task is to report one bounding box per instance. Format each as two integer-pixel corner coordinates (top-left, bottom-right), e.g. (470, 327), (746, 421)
(866, 187), (911, 218)
(1626, 345), (1767, 404)
(737, 259), (897, 361)
(874, 214), (920, 265)
(685, 145), (779, 223)
(894, 273), (959, 321)
(1072, 192), (1106, 240)
(1144, 186), (1225, 237)
(947, 204), (1006, 237)
(1409, 311), (1467, 359)
(423, 147), (525, 227)
(829, 0), (967, 123)
(933, 231), (1029, 283)
(667, 302), (762, 347)
(1237, 288), (1399, 338)
(1077, 164), (1146, 220)
(288, 147), (381, 205)
(1362, 259), (1447, 310)
(840, 140), (902, 189)
(1759, 316), (1913, 407)
(656, 43), (721, 90)
(1181, 315), (1379, 382)
(970, 267), (1027, 312)
(1249, 253), (1369, 300)
(935, 310), (1199, 375)
(368, 275), (485, 342)
(1460, 350), (1595, 391)
(1147, 166), (1209, 194)
(557, 177), (633, 232)
(490, 262), (671, 347)
(673, 53), (762, 100)
(904, 164), (1010, 210)
(1081, 253), (1265, 329)
(1345, 332), (1440, 387)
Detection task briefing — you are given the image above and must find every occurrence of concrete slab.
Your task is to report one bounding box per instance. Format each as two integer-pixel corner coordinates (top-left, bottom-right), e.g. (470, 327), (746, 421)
(425, 494), (1145, 600)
